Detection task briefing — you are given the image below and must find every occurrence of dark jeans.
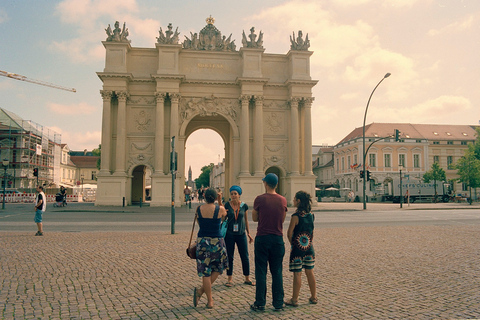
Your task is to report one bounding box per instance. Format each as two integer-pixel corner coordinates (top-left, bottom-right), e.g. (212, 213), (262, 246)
(225, 233), (250, 276)
(254, 234), (285, 308)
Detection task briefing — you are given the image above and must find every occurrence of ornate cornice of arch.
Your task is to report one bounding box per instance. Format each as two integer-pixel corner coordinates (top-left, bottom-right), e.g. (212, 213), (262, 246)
(284, 79), (318, 87)
(183, 79), (236, 86)
(151, 75), (185, 82)
(126, 155), (154, 176)
(96, 72), (133, 81)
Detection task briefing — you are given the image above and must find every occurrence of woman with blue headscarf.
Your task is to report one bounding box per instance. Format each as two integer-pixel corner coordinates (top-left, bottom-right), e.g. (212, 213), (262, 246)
(224, 185), (255, 287)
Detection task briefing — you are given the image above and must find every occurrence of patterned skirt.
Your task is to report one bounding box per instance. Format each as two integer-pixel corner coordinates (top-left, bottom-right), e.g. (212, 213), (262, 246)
(196, 236), (228, 277)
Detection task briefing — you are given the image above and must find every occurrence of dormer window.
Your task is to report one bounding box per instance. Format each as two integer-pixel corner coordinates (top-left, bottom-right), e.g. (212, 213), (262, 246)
(462, 132), (468, 136)
(433, 132), (439, 135)
(446, 132), (451, 136)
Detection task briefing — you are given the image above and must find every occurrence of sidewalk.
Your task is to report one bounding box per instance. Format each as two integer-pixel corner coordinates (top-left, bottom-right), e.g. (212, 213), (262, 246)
(1, 224), (479, 319)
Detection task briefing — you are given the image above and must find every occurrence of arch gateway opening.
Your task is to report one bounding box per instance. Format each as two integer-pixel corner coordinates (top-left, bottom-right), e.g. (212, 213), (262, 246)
(96, 18), (317, 206)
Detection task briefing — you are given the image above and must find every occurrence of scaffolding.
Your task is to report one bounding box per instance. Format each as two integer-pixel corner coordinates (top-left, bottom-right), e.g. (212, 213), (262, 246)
(0, 108), (61, 189)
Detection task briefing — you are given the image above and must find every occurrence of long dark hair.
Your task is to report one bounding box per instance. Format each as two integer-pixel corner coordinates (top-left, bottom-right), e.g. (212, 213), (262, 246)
(295, 190), (312, 213)
(204, 188), (217, 204)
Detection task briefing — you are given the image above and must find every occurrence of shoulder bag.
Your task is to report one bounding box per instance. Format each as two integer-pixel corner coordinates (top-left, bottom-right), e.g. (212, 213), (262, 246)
(186, 211), (197, 259)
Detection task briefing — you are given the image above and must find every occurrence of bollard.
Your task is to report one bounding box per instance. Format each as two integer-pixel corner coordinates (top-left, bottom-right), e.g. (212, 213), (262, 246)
(140, 197), (142, 208)
(123, 197), (125, 207)
(189, 200), (191, 209)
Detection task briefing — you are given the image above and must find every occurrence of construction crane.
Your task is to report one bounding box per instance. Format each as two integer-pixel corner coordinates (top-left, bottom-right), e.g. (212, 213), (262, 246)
(0, 70), (76, 93)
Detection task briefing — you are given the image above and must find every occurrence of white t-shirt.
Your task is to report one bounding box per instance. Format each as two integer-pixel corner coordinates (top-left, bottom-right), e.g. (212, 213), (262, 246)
(36, 192), (46, 212)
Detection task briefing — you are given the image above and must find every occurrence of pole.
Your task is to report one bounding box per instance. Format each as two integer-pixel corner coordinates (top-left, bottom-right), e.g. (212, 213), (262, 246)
(399, 168), (403, 208)
(171, 136), (176, 235)
(2, 165), (6, 210)
(362, 73), (391, 210)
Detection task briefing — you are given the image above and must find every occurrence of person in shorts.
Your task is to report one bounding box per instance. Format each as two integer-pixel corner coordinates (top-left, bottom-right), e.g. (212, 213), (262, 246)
(34, 185), (46, 236)
(285, 190), (318, 306)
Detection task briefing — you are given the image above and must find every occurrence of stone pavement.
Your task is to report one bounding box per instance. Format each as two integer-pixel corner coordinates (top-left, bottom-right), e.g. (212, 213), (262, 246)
(1, 218), (480, 319)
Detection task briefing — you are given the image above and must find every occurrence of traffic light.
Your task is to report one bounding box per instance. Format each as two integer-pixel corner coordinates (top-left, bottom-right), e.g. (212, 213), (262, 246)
(366, 170), (371, 181)
(394, 129), (400, 141)
(360, 170), (364, 179)
(33, 168), (38, 177)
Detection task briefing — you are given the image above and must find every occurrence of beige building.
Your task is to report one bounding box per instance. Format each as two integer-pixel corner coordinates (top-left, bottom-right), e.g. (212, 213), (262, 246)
(334, 123), (478, 199)
(312, 145), (335, 188)
(96, 19), (317, 206)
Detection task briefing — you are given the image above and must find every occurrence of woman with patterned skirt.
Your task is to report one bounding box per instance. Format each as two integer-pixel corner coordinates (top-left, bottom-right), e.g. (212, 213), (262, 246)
(193, 188), (228, 309)
(285, 190), (318, 306)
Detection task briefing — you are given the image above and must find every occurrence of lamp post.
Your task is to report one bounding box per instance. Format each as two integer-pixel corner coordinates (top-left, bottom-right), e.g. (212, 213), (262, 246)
(399, 165), (403, 208)
(80, 174), (84, 199)
(2, 158), (9, 210)
(362, 73), (391, 210)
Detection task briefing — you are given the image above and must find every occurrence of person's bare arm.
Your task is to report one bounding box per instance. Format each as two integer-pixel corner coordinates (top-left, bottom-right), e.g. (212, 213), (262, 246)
(252, 209), (258, 222)
(245, 210), (254, 243)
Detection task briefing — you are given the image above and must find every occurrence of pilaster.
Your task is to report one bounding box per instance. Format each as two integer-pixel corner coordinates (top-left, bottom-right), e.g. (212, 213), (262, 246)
(289, 97), (300, 175)
(114, 91), (129, 175)
(239, 95), (251, 176)
(99, 90), (113, 174)
(253, 95), (264, 176)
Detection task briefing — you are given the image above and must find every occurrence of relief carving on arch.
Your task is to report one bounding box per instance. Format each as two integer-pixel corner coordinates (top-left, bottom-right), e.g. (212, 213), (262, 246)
(179, 95), (240, 123)
(127, 154), (154, 174)
(264, 100), (287, 109)
(133, 110), (153, 132)
(266, 112), (283, 133)
(264, 143), (286, 168)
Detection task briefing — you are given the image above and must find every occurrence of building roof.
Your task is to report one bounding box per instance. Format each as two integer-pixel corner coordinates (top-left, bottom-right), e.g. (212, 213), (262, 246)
(338, 123), (478, 144)
(70, 156), (99, 168)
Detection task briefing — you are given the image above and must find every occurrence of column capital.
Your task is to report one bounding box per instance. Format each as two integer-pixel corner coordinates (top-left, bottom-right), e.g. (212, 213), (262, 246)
(303, 97), (314, 106)
(289, 97), (301, 107)
(100, 90), (113, 100)
(252, 95), (264, 102)
(155, 92), (167, 101)
(116, 91), (129, 101)
(169, 93), (181, 102)
(240, 95), (251, 102)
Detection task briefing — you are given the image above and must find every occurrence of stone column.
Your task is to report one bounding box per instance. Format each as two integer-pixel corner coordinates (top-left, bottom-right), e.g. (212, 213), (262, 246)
(253, 96), (264, 176)
(115, 91), (129, 174)
(169, 93), (180, 146)
(99, 90), (112, 173)
(240, 95), (250, 176)
(155, 92), (166, 174)
(290, 98), (300, 175)
(303, 98), (314, 175)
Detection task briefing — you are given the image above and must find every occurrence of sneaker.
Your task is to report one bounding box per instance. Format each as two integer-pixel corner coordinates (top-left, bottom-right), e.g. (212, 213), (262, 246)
(35, 231), (43, 236)
(274, 304), (285, 311)
(250, 304), (265, 312)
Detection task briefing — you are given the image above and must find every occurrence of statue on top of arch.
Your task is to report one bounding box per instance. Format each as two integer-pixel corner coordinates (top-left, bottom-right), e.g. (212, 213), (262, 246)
(242, 27), (264, 49)
(157, 23), (180, 44)
(183, 16), (236, 51)
(290, 30), (310, 51)
(105, 21), (130, 42)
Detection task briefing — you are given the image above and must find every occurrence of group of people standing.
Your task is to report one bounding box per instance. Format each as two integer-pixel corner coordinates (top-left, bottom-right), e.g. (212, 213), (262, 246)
(192, 173), (317, 311)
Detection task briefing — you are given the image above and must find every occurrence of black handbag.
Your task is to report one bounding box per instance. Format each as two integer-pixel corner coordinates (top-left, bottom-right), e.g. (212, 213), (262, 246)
(186, 212), (197, 259)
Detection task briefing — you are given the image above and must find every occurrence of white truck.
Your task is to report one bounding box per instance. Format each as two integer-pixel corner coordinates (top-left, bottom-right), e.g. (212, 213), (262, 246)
(384, 178), (449, 203)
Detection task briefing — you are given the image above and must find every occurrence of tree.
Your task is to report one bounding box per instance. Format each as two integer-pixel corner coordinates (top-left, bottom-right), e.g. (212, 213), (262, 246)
(195, 163), (214, 189)
(456, 148), (480, 204)
(92, 145), (101, 170)
(423, 162), (446, 203)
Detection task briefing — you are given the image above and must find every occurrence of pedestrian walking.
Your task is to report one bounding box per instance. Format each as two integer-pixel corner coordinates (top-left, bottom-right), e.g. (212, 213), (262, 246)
(193, 188), (228, 309)
(224, 185), (254, 287)
(250, 173), (287, 311)
(285, 190), (318, 307)
(34, 185), (46, 236)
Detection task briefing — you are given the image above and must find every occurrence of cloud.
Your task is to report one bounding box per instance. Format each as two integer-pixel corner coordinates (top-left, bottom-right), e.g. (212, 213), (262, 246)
(0, 8), (8, 23)
(52, 0), (160, 63)
(331, 0), (422, 8)
(428, 14), (476, 36)
(50, 126), (101, 150)
(47, 102), (97, 115)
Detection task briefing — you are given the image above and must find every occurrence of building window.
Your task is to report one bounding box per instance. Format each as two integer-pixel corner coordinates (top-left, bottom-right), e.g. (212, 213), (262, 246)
(416, 139), (422, 143)
(91, 171), (97, 180)
(461, 141), (467, 145)
(433, 141), (440, 145)
(399, 154), (406, 167)
(433, 156), (439, 163)
(447, 141), (453, 145)
(341, 157), (345, 171)
(354, 154), (358, 165)
(447, 156), (454, 169)
(369, 154), (376, 168)
(384, 154), (391, 168)
(347, 156), (351, 169)
(336, 159), (339, 172)
(413, 154), (420, 168)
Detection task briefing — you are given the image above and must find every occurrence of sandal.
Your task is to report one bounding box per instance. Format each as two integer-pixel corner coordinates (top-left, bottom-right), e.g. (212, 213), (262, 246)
(309, 297), (318, 304)
(206, 303), (214, 309)
(285, 298), (298, 307)
(193, 287), (199, 307)
(244, 280), (255, 286)
(225, 282), (233, 287)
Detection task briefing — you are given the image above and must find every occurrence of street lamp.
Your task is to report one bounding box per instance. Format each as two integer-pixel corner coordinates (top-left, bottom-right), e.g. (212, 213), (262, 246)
(362, 73), (391, 210)
(80, 173), (84, 200)
(2, 158), (9, 210)
(399, 165), (403, 208)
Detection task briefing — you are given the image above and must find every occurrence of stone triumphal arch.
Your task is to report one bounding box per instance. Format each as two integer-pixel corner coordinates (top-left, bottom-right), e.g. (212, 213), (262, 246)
(96, 18), (317, 206)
